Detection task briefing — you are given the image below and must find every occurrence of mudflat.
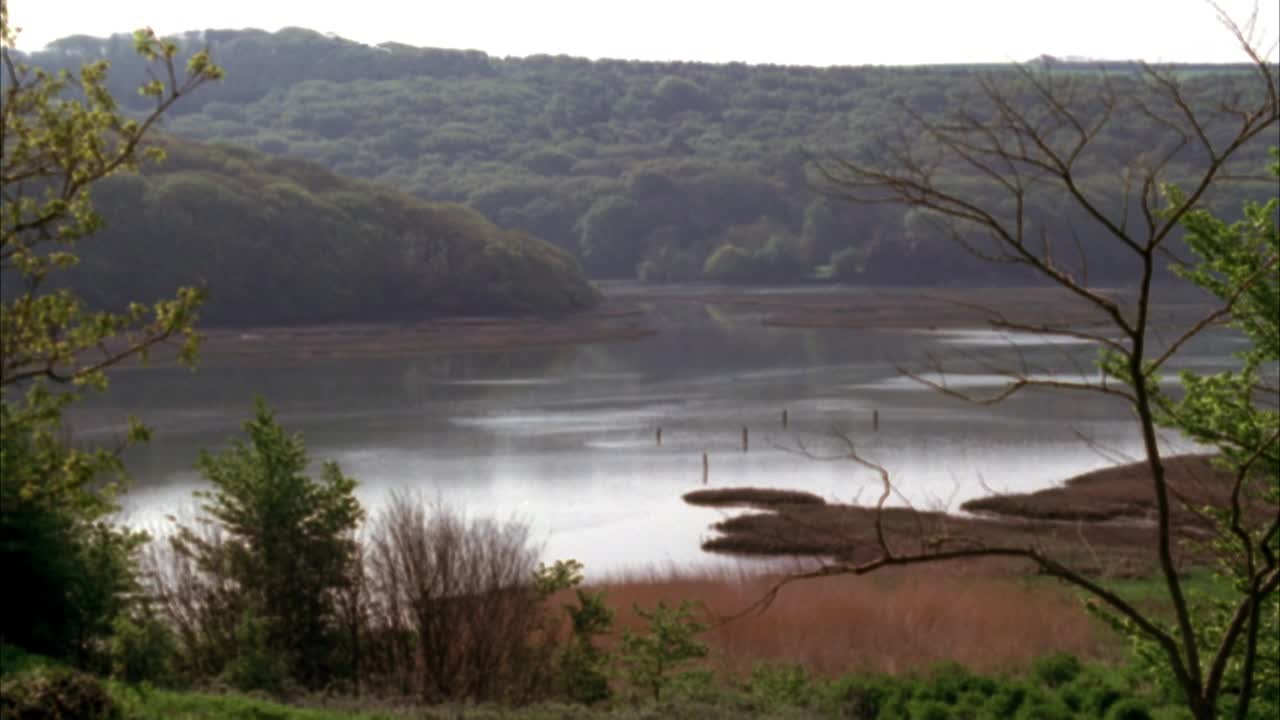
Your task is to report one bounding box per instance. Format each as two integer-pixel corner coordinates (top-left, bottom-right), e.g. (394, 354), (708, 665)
(124, 285), (1213, 369)
(692, 454), (1244, 577)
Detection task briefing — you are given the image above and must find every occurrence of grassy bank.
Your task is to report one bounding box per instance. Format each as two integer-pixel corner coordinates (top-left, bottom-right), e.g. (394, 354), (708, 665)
(3, 644), (1181, 720)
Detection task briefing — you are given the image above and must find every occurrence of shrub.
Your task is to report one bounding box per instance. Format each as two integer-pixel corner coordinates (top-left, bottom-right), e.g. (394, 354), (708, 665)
(1105, 698), (1155, 720)
(558, 588), (614, 704)
(0, 666), (117, 720)
(620, 600), (709, 701)
(748, 663), (811, 712)
(820, 674), (903, 719)
(980, 680), (1031, 718)
(364, 494), (547, 702)
(1013, 695), (1074, 720)
(1030, 652), (1083, 690)
(908, 699), (954, 720)
(109, 614), (177, 686)
(221, 610), (290, 695)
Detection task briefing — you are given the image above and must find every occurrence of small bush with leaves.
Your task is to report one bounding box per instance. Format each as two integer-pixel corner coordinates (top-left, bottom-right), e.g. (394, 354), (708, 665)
(0, 665), (117, 720)
(108, 613), (177, 687)
(619, 600), (709, 701)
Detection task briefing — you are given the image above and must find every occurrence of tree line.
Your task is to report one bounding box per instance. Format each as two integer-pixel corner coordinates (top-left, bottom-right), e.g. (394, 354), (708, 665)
(20, 28), (1278, 287)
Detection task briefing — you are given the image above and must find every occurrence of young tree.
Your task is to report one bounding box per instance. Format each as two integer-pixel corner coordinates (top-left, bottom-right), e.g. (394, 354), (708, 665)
(757, 7), (1279, 720)
(166, 399), (364, 691)
(0, 7), (222, 663)
(1137, 152), (1279, 718)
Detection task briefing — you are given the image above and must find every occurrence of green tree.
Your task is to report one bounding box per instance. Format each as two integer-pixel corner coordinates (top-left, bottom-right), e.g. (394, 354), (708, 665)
(532, 559), (615, 704)
(1112, 152), (1279, 720)
(619, 600), (708, 701)
(0, 9), (221, 665)
(808, 11), (1277, 719)
(168, 399), (364, 691)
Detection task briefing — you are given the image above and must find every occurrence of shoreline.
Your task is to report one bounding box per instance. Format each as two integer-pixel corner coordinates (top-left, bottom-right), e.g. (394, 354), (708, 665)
(118, 284), (1218, 369)
(122, 301), (656, 369)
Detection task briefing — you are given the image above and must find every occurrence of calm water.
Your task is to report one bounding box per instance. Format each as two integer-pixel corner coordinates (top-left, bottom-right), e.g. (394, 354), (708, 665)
(77, 288), (1239, 575)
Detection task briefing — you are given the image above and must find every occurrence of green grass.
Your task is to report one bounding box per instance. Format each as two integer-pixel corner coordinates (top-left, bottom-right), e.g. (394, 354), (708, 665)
(4, 643), (1186, 720)
(110, 687), (405, 720)
(1098, 567), (1235, 612)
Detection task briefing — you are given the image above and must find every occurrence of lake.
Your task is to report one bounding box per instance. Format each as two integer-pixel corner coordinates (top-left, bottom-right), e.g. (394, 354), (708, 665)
(77, 287), (1237, 577)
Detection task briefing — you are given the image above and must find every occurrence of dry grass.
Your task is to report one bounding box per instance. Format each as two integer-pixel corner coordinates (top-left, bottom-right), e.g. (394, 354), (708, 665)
(582, 562), (1119, 678)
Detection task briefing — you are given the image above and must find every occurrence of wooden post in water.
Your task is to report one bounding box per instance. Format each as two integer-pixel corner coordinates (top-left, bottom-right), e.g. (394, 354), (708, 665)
(702, 452), (709, 484)
(872, 409), (880, 432)
(656, 426), (662, 446)
(781, 409), (788, 428)
(742, 426), (749, 452)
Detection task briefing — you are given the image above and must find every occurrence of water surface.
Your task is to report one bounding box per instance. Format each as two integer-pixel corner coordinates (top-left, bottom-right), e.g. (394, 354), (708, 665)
(79, 290), (1234, 575)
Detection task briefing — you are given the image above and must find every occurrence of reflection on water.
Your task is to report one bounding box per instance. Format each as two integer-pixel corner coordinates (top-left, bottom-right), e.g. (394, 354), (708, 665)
(82, 293), (1235, 574)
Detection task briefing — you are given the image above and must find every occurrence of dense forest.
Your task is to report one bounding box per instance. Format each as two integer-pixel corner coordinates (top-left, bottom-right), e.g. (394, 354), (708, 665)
(70, 138), (600, 325)
(22, 28), (1279, 289)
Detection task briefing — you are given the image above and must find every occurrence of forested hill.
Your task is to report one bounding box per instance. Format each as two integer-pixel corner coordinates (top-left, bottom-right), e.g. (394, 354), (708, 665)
(27, 29), (1278, 287)
(73, 138), (601, 326)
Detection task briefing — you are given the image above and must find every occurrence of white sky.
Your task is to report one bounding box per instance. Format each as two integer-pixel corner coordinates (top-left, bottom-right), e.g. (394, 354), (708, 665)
(6, 0), (1280, 65)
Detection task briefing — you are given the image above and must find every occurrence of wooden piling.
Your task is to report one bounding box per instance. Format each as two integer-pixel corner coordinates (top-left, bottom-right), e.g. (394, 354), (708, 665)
(873, 409), (879, 431)
(702, 452), (709, 484)
(781, 409), (788, 428)
(742, 426), (749, 452)
(656, 426), (662, 446)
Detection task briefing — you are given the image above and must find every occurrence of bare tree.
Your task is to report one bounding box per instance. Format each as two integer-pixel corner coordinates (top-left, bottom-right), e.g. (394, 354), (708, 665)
(744, 7), (1279, 719)
(363, 494), (550, 702)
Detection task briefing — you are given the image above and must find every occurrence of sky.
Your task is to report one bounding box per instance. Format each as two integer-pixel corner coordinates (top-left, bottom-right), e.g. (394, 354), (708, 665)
(5, 0), (1280, 66)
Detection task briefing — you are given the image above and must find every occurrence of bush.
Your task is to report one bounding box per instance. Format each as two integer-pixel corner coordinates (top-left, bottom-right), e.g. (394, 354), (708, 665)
(1105, 698), (1155, 720)
(557, 587), (614, 704)
(748, 663), (811, 712)
(908, 699), (954, 720)
(109, 614), (177, 686)
(1031, 653), (1083, 690)
(619, 600), (709, 701)
(0, 666), (117, 720)
(364, 494), (547, 702)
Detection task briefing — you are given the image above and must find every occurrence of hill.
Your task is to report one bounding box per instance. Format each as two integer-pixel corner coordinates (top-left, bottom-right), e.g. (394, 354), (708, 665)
(24, 29), (1278, 287)
(71, 137), (600, 326)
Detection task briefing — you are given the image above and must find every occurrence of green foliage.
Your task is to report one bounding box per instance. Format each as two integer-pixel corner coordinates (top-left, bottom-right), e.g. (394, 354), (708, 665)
(72, 138), (600, 324)
(558, 589), (615, 704)
(166, 399), (364, 692)
(619, 601), (708, 701)
(746, 663), (811, 713)
(109, 613), (177, 687)
(531, 560), (615, 704)
(0, 12), (220, 669)
(0, 664), (118, 720)
(221, 610), (291, 696)
(1094, 152), (1280, 720)
(1030, 653), (1084, 690)
(19, 28), (1271, 288)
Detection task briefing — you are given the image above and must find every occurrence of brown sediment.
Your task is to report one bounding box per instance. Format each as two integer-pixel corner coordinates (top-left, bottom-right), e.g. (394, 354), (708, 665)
(608, 285), (1208, 332)
(960, 454), (1236, 523)
(120, 301), (656, 369)
(682, 487), (826, 509)
(695, 454), (1252, 577)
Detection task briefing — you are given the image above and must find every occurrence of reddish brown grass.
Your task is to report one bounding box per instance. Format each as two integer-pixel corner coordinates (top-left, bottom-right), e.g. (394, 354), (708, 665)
(576, 562), (1120, 679)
